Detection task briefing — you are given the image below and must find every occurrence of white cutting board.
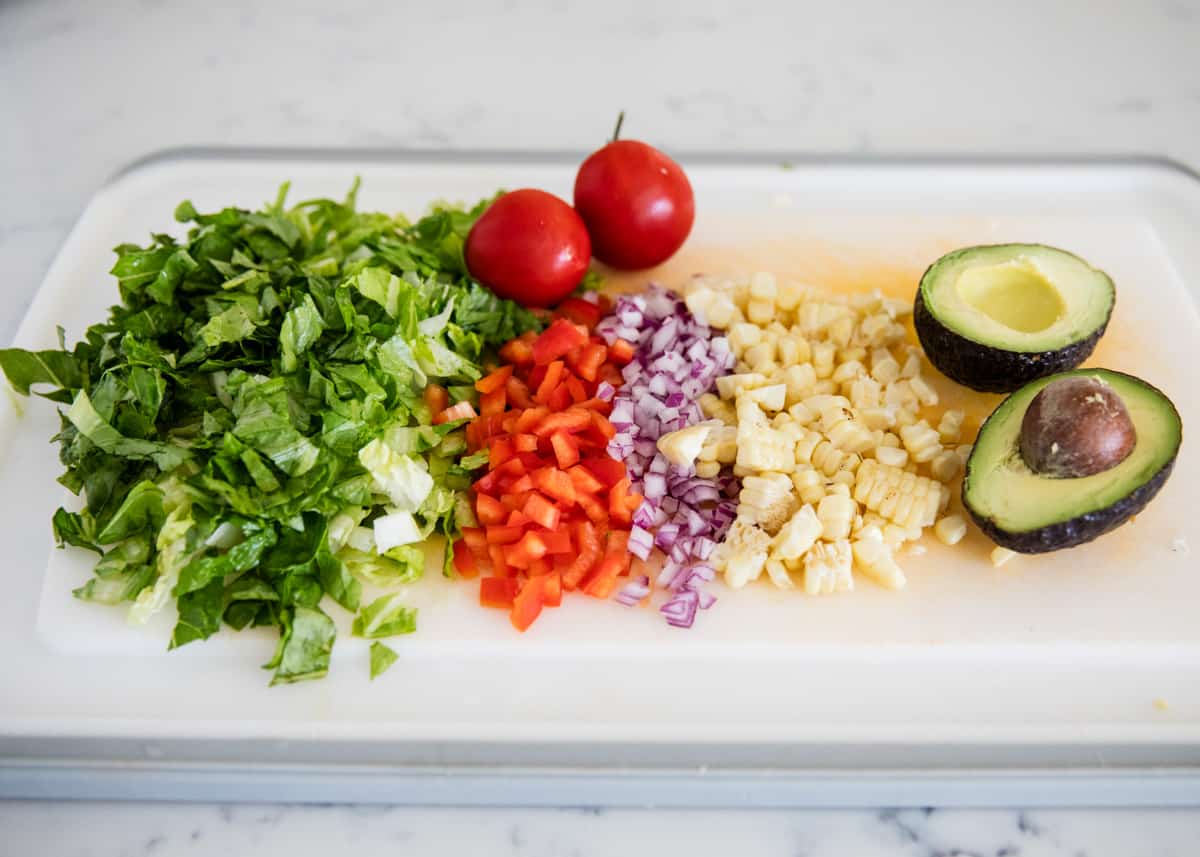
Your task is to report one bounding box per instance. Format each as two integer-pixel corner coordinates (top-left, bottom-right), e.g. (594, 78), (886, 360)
(1, 152), (1199, 797)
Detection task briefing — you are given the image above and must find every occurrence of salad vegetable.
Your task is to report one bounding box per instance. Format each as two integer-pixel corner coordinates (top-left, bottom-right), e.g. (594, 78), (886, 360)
(574, 114), (695, 270)
(464, 189), (592, 308)
(0, 182), (540, 683)
(597, 287), (737, 627)
(458, 305), (642, 630)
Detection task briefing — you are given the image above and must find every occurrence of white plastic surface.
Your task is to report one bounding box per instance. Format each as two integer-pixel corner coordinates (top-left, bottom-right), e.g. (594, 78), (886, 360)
(2, 152), (1199, 796)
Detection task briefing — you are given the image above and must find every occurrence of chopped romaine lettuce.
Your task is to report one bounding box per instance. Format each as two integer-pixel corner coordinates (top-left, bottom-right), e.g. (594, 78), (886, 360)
(0, 182), (543, 683)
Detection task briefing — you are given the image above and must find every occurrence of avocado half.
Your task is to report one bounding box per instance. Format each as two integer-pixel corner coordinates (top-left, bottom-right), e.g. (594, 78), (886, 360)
(914, 244), (1115, 393)
(963, 369), (1181, 554)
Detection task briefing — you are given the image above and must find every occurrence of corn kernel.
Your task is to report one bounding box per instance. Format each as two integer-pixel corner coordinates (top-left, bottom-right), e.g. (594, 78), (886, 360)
(775, 281), (806, 311)
(747, 299), (775, 325)
(935, 514), (967, 546)
(937, 410), (964, 444)
(812, 342), (836, 378)
(990, 546), (1017, 567)
(875, 445), (908, 468)
(930, 449), (962, 483)
(727, 322), (763, 354)
(831, 360), (866, 385)
(908, 375), (939, 407)
(695, 460), (721, 479)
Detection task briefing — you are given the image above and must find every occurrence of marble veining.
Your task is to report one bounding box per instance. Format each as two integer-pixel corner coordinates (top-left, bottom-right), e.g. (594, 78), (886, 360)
(2, 0), (1200, 853)
(3, 802), (1200, 856)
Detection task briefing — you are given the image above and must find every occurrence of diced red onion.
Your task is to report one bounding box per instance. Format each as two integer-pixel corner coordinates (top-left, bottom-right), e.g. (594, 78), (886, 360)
(628, 526), (655, 561)
(596, 381), (616, 402)
(655, 523), (680, 551)
(597, 285), (740, 628)
(615, 575), (652, 607)
(643, 472), (667, 500)
(661, 590), (700, 628)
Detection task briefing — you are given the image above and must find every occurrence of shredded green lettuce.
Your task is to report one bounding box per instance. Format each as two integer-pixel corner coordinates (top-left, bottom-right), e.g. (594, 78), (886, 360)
(369, 641), (399, 680)
(0, 182), (542, 684)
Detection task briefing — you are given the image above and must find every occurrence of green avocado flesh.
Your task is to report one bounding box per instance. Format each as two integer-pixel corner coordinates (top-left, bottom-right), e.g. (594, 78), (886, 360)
(964, 369), (1181, 551)
(915, 244), (1115, 393)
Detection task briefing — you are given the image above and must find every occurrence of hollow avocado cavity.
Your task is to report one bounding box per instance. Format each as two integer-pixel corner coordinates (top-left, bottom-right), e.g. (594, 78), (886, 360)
(955, 258), (1065, 334)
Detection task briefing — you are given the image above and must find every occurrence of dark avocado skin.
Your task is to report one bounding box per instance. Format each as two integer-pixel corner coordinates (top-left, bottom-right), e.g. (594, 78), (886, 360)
(913, 292), (1109, 394)
(965, 455), (1177, 554)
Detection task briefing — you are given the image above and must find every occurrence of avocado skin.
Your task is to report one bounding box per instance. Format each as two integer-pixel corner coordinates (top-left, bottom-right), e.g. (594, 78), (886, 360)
(913, 285), (1110, 394)
(965, 455), (1177, 553)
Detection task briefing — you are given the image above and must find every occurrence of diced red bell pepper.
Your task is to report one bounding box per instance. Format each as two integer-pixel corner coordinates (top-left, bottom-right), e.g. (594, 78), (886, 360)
(488, 438), (515, 471)
(562, 521), (602, 590)
(607, 339), (636, 365)
(460, 527), (487, 554)
(424, 384), (449, 416)
(565, 375), (588, 404)
(515, 407), (551, 434)
(452, 539), (479, 578)
(582, 554), (626, 599)
(557, 297), (603, 330)
(475, 493), (507, 526)
(576, 397), (613, 415)
(509, 474), (534, 494)
(485, 525), (524, 545)
(487, 544), (512, 578)
(505, 509), (531, 528)
(434, 401), (477, 425)
(532, 318), (589, 366)
(541, 571), (563, 607)
(534, 408), (592, 438)
(540, 529), (573, 555)
(510, 574), (547, 631)
(609, 477), (636, 525)
(598, 362), (624, 389)
(581, 457), (626, 489)
(499, 492), (532, 514)
(473, 470), (501, 496)
(506, 531), (549, 569)
(531, 467), (576, 505)
(534, 360), (566, 404)
(574, 343), (609, 383)
(589, 410), (617, 440)
(499, 333), (536, 366)
(577, 492), (609, 524)
(506, 376), (534, 409)
(605, 529), (631, 559)
(480, 577), (519, 608)
(550, 432), (580, 469)
(567, 465), (606, 495)
(513, 433), (539, 453)
(497, 457), (526, 479)
(544, 384), (572, 412)
(480, 386), (506, 417)
(523, 492), (561, 531)
(475, 365), (513, 395)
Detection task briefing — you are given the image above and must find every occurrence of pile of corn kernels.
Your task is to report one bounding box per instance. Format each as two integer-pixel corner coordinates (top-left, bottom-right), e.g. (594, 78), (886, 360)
(682, 272), (974, 595)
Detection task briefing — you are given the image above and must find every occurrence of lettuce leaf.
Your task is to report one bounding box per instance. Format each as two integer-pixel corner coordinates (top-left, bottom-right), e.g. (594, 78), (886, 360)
(369, 641), (398, 680)
(351, 593), (418, 639)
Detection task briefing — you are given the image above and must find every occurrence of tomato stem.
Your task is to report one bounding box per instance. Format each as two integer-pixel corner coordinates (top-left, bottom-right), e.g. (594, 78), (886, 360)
(610, 111), (625, 143)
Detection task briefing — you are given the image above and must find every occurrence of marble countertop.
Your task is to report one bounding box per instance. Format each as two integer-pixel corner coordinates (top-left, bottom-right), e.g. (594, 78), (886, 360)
(3, 0), (1199, 853)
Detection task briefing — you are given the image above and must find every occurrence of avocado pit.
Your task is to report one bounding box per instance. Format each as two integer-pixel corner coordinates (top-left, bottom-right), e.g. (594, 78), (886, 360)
(1019, 376), (1136, 478)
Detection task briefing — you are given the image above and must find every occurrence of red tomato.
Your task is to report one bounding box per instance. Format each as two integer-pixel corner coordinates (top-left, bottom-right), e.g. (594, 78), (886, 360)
(573, 139), (694, 270)
(465, 189), (591, 308)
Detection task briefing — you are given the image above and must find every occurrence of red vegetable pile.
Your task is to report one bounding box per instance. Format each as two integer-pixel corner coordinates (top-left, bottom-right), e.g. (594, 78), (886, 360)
(455, 301), (643, 631)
